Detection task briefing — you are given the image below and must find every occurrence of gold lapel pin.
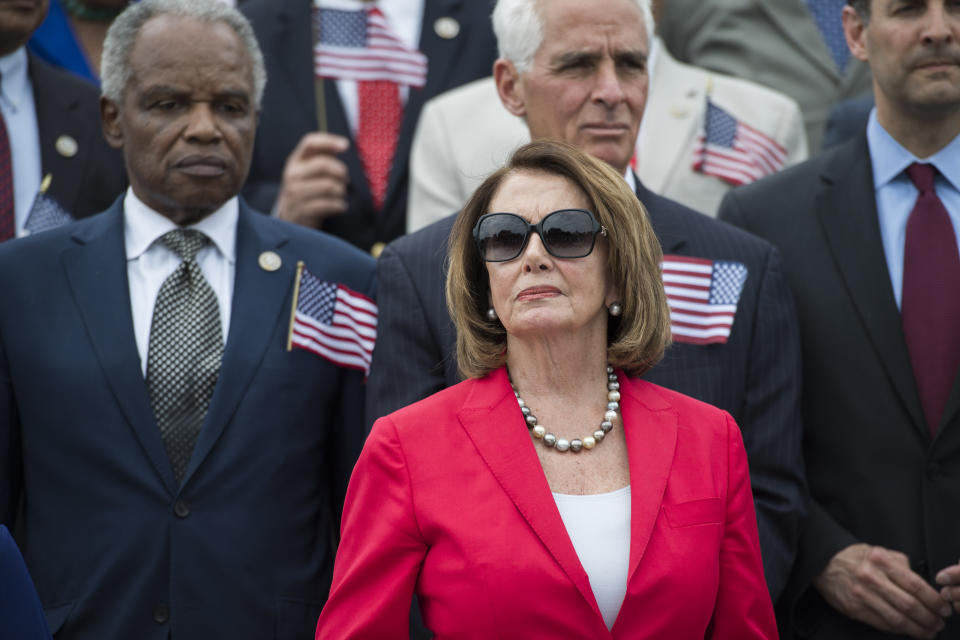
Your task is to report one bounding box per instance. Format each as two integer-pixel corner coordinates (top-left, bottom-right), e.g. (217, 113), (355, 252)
(55, 135), (78, 158)
(434, 16), (460, 39)
(258, 251), (282, 272)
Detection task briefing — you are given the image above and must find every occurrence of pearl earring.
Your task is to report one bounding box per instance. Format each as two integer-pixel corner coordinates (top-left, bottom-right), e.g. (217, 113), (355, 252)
(609, 302), (622, 317)
(486, 307), (498, 321)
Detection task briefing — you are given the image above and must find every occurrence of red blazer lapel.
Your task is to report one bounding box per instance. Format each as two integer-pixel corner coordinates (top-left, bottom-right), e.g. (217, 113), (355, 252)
(619, 376), (679, 588)
(456, 368), (602, 619)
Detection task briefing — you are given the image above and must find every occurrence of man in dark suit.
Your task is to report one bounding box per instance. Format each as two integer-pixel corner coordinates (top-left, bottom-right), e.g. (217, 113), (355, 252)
(368, 0), (805, 604)
(240, 0), (498, 255)
(719, 1), (960, 638)
(0, 0), (125, 237)
(0, 1), (374, 638)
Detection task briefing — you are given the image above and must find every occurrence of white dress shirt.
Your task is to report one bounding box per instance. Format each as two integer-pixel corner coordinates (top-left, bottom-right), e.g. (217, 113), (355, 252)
(124, 188), (237, 375)
(315, 0), (425, 134)
(0, 47), (41, 237)
(553, 486), (632, 630)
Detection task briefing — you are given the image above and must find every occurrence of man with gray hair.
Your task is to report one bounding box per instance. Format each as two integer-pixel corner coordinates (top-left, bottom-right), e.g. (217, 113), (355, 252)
(0, 1), (375, 638)
(368, 0), (806, 606)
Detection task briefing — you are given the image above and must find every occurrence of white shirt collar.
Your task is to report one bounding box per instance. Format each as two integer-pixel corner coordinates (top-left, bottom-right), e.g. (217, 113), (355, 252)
(0, 48), (30, 114)
(123, 187), (238, 264)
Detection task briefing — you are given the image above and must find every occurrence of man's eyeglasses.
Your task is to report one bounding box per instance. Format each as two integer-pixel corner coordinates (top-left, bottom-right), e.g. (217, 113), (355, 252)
(473, 209), (608, 263)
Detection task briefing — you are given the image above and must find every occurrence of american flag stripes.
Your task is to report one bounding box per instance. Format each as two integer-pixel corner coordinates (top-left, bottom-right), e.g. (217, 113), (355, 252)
(692, 98), (787, 186)
(287, 263), (378, 375)
(313, 6), (428, 88)
(661, 255), (748, 345)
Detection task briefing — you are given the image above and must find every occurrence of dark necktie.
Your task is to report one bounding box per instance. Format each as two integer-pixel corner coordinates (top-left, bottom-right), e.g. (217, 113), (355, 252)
(901, 163), (960, 435)
(0, 93), (13, 242)
(146, 229), (224, 483)
(806, 0), (850, 72)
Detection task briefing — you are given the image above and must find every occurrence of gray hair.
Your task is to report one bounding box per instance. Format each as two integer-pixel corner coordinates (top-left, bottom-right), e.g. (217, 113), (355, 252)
(101, 0), (266, 108)
(492, 0), (655, 73)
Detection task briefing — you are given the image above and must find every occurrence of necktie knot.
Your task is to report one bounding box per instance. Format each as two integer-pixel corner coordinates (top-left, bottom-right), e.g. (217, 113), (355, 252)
(161, 229), (209, 262)
(907, 162), (937, 195)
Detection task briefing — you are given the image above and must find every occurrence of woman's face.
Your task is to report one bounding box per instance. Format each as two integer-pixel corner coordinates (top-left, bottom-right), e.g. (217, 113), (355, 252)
(484, 170), (617, 342)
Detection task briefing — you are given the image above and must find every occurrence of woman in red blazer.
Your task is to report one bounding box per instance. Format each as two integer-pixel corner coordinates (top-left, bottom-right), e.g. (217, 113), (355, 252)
(316, 141), (777, 639)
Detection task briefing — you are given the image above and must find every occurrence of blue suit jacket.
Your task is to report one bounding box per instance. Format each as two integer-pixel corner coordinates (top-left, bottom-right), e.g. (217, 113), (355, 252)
(0, 199), (375, 640)
(366, 179), (806, 602)
(241, 0), (499, 253)
(0, 525), (51, 640)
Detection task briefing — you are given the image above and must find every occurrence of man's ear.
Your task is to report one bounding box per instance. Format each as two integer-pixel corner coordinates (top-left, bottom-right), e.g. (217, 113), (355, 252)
(842, 5), (869, 63)
(494, 58), (527, 118)
(100, 96), (124, 150)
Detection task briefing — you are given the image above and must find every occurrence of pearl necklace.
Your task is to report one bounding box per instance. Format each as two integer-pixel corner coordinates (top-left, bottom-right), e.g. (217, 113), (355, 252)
(510, 365), (621, 453)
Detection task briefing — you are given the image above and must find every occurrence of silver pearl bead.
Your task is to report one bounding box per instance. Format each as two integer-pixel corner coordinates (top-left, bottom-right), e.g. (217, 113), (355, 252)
(582, 436), (596, 449)
(517, 398), (525, 408)
(608, 390), (621, 402)
(521, 406), (531, 416)
(486, 307), (498, 321)
(607, 401), (619, 411)
(608, 373), (618, 382)
(570, 439), (583, 452)
(606, 365), (614, 374)
(532, 425), (546, 439)
(543, 434), (557, 447)
(593, 430), (605, 441)
(604, 410), (618, 422)
(601, 421), (613, 433)
(609, 381), (620, 391)
(525, 414), (538, 426)
(555, 438), (571, 452)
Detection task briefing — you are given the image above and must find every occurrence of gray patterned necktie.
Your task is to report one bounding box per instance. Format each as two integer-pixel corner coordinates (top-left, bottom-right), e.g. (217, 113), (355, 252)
(146, 229), (224, 484)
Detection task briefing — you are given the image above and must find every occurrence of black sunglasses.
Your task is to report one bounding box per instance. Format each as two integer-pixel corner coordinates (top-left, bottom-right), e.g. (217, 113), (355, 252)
(473, 209), (608, 262)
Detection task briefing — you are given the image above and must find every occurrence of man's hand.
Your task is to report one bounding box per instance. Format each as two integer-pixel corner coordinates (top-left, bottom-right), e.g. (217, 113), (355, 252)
(936, 561), (960, 611)
(814, 543), (951, 638)
(275, 133), (350, 228)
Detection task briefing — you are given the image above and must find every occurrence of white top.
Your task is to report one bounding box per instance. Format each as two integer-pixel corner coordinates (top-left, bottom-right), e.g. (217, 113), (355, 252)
(552, 485), (631, 630)
(0, 47), (41, 237)
(123, 188), (238, 375)
(315, 0), (425, 134)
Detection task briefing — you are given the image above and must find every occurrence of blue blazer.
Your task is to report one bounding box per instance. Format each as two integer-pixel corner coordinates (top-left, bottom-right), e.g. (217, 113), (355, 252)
(0, 199), (375, 639)
(0, 525), (51, 640)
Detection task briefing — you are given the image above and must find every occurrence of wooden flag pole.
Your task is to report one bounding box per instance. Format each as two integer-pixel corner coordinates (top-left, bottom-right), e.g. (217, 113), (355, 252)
(286, 261), (306, 351)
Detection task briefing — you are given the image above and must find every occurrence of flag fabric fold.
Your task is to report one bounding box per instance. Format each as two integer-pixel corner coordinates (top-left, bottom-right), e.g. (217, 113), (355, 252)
(288, 264), (377, 374)
(692, 98), (787, 186)
(661, 255), (747, 345)
(314, 6), (428, 88)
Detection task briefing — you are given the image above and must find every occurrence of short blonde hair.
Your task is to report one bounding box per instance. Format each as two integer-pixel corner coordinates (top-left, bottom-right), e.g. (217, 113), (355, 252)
(446, 140), (671, 379)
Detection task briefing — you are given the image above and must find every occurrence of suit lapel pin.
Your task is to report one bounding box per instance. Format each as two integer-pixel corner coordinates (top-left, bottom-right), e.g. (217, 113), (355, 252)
(55, 135), (78, 158)
(258, 251), (282, 272)
(434, 16), (459, 39)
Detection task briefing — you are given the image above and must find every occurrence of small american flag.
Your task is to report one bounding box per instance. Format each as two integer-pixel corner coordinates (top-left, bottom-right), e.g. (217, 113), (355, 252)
(661, 255), (748, 345)
(314, 6), (427, 88)
(287, 263), (377, 374)
(692, 98), (787, 186)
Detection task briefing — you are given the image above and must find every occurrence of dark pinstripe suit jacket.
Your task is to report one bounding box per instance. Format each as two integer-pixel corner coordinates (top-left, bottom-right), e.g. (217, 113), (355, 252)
(366, 179), (805, 602)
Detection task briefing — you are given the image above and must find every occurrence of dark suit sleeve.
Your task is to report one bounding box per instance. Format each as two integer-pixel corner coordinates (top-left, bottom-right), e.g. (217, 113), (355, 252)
(364, 243), (448, 427)
(0, 328), (21, 526)
(720, 190), (856, 606)
(739, 243), (807, 601)
(0, 526), (52, 640)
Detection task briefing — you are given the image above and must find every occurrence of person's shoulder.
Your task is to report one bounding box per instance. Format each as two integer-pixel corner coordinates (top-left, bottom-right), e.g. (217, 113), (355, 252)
(727, 138), (857, 206)
(28, 53), (100, 98)
(0, 207), (114, 267)
(624, 377), (736, 442)
(384, 212), (457, 258)
(371, 376), (478, 445)
(646, 188), (777, 258)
